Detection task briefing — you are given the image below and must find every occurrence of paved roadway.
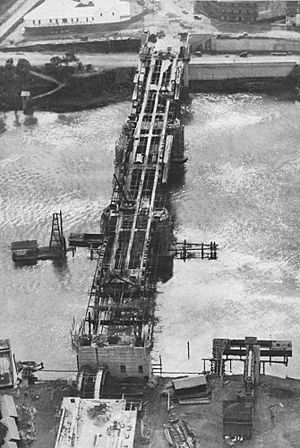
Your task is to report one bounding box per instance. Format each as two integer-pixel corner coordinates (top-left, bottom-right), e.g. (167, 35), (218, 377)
(0, 51), (138, 68)
(0, 0), (41, 42)
(189, 54), (300, 65)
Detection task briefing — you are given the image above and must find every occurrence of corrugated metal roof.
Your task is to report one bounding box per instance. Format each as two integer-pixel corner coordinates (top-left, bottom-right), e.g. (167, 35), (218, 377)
(0, 395), (18, 418)
(172, 375), (207, 391)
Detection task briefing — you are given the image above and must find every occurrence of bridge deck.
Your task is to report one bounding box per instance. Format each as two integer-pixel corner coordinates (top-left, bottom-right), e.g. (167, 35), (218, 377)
(78, 40), (188, 350)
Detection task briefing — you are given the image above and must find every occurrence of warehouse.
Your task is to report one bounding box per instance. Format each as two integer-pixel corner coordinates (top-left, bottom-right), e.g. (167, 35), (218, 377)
(23, 0), (132, 35)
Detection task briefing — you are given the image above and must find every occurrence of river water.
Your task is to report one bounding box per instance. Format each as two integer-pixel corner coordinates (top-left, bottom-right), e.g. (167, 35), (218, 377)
(0, 93), (300, 379)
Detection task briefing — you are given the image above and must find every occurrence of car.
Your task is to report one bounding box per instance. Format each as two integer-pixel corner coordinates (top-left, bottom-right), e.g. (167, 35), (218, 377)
(194, 14), (202, 20)
(182, 8), (188, 14)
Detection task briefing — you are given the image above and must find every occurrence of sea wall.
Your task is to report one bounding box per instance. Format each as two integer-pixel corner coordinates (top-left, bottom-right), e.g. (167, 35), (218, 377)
(188, 60), (297, 81)
(189, 33), (300, 54)
(0, 38), (141, 54)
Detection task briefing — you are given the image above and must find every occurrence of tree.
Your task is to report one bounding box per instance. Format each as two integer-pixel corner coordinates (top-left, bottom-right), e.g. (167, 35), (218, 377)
(0, 422), (8, 446)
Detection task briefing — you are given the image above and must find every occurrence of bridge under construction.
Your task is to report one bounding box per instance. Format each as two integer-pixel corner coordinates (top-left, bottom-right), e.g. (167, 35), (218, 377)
(71, 36), (218, 380)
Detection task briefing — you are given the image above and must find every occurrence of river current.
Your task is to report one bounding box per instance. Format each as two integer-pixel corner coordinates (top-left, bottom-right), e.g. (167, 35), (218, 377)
(0, 93), (299, 379)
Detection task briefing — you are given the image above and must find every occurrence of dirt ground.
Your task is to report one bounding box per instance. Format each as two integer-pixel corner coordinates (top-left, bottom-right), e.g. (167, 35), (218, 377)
(2, 373), (300, 447)
(3, 380), (75, 448)
(142, 374), (300, 448)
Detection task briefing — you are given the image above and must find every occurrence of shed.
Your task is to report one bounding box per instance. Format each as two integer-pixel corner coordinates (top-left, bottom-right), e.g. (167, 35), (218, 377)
(0, 395), (18, 418)
(172, 375), (207, 399)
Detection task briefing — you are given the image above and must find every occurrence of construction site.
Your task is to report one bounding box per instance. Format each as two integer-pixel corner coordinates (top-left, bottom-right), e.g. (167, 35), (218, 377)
(0, 0), (300, 447)
(0, 31), (299, 448)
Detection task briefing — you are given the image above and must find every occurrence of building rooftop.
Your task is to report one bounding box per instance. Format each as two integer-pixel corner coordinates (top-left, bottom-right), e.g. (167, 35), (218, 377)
(54, 398), (137, 448)
(0, 395), (20, 447)
(172, 375), (207, 391)
(24, 0), (130, 21)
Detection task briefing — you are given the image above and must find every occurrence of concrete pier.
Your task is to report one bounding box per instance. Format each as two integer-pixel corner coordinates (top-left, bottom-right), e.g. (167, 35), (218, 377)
(187, 54), (300, 84)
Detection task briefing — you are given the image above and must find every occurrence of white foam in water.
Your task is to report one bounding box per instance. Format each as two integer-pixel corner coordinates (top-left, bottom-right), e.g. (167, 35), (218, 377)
(0, 94), (300, 378)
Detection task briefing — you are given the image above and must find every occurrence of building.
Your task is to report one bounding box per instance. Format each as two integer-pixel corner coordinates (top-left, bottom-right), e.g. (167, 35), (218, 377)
(195, 1), (286, 22)
(23, 0), (133, 35)
(54, 398), (137, 448)
(286, 1), (300, 26)
(0, 395), (20, 448)
(172, 375), (208, 404)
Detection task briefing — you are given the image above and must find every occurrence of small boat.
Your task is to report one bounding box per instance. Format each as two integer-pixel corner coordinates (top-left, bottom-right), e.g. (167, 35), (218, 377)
(0, 339), (17, 389)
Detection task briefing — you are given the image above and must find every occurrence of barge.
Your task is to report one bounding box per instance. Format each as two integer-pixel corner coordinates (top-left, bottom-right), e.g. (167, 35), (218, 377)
(11, 211), (69, 265)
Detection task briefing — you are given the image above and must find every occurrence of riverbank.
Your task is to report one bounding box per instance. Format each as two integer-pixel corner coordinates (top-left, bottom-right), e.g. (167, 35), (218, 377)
(0, 63), (136, 112)
(2, 373), (300, 448)
(0, 58), (299, 113)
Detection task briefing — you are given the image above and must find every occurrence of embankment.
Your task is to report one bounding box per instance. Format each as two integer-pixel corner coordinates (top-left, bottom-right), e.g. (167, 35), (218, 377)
(0, 64), (136, 112)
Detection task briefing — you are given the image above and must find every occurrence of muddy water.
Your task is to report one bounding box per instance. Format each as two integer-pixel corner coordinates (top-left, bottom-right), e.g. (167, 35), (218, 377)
(154, 94), (300, 377)
(0, 93), (300, 378)
(0, 105), (128, 377)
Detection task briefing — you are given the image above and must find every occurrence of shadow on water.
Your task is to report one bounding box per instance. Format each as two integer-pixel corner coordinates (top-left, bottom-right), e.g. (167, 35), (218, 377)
(0, 117), (7, 134)
(181, 94), (194, 126)
(24, 115), (38, 126)
(13, 261), (39, 270)
(52, 258), (71, 285)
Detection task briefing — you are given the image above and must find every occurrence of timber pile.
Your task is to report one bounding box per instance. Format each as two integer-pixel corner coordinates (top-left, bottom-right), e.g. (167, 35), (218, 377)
(17, 404), (37, 445)
(164, 418), (199, 448)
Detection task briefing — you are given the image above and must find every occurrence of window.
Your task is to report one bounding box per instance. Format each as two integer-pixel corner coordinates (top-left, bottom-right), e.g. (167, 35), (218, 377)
(56, 19), (59, 24)
(38, 20), (41, 25)
(49, 19), (52, 23)
(120, 365), (126, 373)
(62, 18), (67, 23)
(33, 20), (35, 24)
(138, 365), (143, 373)
(86, 17), (89, 22)
(112, 11), (115, 15)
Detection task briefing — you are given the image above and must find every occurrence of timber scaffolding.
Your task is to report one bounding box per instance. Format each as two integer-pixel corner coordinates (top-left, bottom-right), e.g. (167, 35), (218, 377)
(73, 38), (192, 379)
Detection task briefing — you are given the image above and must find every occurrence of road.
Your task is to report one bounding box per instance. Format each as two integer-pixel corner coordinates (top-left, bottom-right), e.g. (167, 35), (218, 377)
(189, 53), (300, 65)
(0, 0), (41, 43)
(0, 51), (138, 69)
